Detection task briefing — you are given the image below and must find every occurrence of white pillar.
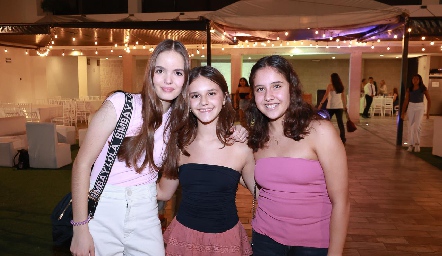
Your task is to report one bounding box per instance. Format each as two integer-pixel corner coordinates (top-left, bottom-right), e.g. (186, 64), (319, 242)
(230, 53), (242, 94)
(348, 51), (363, 121)
(78, 56), (88, 98)
(123, 54), (136, 92)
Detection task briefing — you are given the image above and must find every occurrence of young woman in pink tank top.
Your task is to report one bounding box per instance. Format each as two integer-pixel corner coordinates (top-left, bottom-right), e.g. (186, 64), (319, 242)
(245, 55), (350, 256)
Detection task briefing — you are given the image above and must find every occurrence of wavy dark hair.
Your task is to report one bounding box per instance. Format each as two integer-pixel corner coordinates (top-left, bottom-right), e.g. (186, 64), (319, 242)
(238, 77), (250, 87)
(117, 39), (190, 173)
(161, 66), (235, 179)
(245, 55), (321, 152)
(331, 73), (344, 94)
(409, 74), (427, 92)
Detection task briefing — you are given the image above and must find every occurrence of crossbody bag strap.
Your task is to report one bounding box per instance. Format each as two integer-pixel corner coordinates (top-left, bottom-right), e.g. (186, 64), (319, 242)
(88, 92), (133, 201)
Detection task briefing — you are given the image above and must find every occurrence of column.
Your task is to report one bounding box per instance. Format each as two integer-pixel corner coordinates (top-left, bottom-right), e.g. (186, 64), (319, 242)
(78, 56), (88, 98)
(122, 54), (136, 93)
(230, 53), (242, 93)
(348, 51), (363, 121)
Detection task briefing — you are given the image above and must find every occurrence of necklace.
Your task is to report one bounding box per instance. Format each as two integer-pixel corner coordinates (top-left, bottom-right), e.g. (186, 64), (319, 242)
(271, 136), (279, 145)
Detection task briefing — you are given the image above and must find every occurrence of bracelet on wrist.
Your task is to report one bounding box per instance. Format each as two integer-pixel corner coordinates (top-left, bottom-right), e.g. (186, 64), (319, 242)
(70, 216), (92, 226)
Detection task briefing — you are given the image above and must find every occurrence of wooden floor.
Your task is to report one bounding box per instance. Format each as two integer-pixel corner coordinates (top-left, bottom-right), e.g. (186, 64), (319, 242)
(343, 115), (442, 255)
(165, 115), (442, 255)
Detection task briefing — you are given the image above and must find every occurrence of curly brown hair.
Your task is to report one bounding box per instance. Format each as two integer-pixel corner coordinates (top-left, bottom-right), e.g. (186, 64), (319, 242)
(245, 55), (321, 152)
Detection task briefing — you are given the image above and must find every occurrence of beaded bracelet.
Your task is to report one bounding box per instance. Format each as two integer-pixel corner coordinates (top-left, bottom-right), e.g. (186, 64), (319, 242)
(70, 216), (91, 226)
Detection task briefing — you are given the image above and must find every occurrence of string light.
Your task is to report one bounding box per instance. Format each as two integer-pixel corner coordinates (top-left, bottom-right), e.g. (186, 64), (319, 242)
(72, 37), (76, 41)
(62, 50), (65, 56)
(285, 31), (288, 36)
(4, 48), (7, 53)
(25, 50), (28, 55)
(421, 36), (426, 40)
(430, 41), (434, 45)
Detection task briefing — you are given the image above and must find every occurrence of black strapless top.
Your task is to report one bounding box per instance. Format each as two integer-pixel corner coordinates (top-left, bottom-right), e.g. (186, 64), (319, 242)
(176, 163), (240, 233)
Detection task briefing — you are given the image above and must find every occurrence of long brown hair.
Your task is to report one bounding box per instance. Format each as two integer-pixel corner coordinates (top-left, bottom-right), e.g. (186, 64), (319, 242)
(245, 55), (320, 152)
(117, 39), (190, 173)
(161, 66), (235, 179)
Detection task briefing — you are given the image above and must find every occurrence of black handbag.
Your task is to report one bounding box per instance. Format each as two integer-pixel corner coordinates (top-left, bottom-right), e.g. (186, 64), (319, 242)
(51, 92), (133, 247)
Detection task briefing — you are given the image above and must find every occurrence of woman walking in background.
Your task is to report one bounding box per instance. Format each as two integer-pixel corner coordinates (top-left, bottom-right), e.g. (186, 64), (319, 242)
(246, 55), (349, 256)
(236, 77), (252, 124)
(401, 74), (431, 152)
(319, 73), (347, 144)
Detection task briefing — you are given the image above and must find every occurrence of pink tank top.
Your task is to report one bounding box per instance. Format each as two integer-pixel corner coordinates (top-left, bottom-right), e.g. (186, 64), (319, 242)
(252, 157), (331, 248)
(90, 92), (170, 186)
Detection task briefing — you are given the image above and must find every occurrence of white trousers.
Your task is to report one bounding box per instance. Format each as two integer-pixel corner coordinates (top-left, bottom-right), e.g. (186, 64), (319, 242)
(89, 182), (165, 256)
(407, 102), (425, 146)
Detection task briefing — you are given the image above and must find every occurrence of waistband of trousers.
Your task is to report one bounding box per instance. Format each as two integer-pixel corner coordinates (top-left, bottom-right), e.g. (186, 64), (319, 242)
(89, 182), (157, 199)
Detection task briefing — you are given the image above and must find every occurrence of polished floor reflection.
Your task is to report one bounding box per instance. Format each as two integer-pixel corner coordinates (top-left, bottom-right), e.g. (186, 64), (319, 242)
(343, 116), (442, 255)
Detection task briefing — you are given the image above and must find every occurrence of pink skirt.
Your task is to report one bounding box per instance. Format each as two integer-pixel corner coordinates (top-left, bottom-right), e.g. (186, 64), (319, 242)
(163, 217), (252, 256)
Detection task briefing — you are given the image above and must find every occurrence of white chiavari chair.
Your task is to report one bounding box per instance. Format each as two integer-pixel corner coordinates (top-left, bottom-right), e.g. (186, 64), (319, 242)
(383, 97), (394, 117)
(370, 97), (384, 117)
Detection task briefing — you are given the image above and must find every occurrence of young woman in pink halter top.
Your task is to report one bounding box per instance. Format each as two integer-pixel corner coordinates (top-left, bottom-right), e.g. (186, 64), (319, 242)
(245, 55), (350, 256)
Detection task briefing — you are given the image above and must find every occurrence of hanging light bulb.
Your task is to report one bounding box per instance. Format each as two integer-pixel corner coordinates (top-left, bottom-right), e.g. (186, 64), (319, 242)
(111, 47), (113, 53)
(95, 49), (98, 54)
(54, 34), (58, 39)
(285, 31), (288, 36)
(136, 41), (139, 45)
(421, 36), (426, 40)
(202, 45), (205, 50)
(394, 35), (398, 39)
(430, 41), (435, 45)
(196, 47), (200, 55)
(25, 50), (28, 55)
(52, 40), (55, 44)
(371, 44), (375, 49)
(115, 43), (118, 47)
(422, 46), (425, 51)
(277, 36), (280, 40)
(62, 50), (65, 56)
(387, 46), (390, 50)
(322, 33), (326, 38)
(95, 41), (97, 45)
(222, 46), (225, 51)
(377, 39), (380, 43)
(72, 37), (76, 41)
(408, 28), (412, 32)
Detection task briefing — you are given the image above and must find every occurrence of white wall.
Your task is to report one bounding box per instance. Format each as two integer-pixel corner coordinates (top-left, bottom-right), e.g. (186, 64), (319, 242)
(87, 58), (101, 96)
(0, 48), (47, 103)
(46, 57), (79, 98)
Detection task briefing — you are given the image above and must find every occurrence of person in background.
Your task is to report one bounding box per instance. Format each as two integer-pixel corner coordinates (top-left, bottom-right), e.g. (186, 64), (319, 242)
(236, 77), (252, 124)
(379, 80), (388, 96)
(362, 77), (376, 118)
(246, 55), (349, 256)
(392, 87), (399, 114)
(319, 73), (347, 144)
(158, 66), (255, 255)
(360, 78), (366, 94)
(401, 74), (431, 153)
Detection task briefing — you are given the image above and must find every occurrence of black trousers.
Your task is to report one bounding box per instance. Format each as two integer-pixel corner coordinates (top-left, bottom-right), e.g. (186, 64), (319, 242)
(327, 109), (346, 143)
(362, 94), (373, 117)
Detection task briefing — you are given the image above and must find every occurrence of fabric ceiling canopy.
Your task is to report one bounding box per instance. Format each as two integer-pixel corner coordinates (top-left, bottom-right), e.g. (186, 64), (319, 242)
(204, 0), (408, 41)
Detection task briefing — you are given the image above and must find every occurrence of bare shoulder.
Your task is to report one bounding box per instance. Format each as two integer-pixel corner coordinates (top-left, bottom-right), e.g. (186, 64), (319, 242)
(229, 141), (253, 155)
(309, 119), (336, 138)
